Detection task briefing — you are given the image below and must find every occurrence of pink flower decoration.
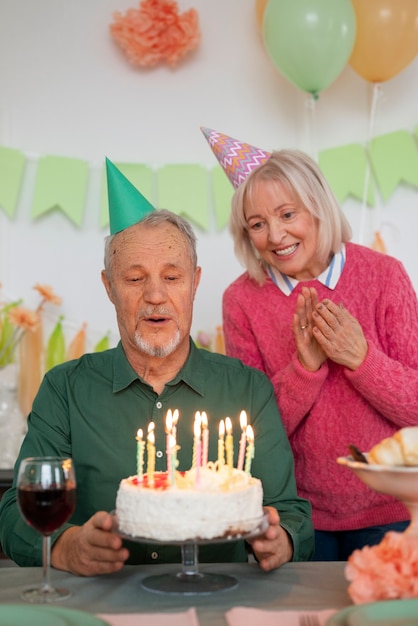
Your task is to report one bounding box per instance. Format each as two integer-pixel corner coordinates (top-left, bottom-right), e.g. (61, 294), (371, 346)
(110, 0), (201, 68)
(345, 531), (418, 604)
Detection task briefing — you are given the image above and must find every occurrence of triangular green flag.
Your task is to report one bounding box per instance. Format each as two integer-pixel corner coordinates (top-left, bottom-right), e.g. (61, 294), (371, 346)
(0, 146), (26, 218)
(105, 158), (155, 234)
(370, 131), (418, 201)
(31, 156), (88, 226)
(156, 164), (209, 231)
(319, 144), (375, 207)
(211, 165), (234, 231)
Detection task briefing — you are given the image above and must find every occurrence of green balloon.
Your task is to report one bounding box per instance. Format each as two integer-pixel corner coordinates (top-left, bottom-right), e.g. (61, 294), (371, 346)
(262, 0), (356, 98)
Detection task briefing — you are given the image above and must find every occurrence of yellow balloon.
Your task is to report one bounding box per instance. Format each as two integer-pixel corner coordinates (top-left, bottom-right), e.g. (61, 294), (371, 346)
(349, 0), (418, 83)
(255, 0), (268, 33)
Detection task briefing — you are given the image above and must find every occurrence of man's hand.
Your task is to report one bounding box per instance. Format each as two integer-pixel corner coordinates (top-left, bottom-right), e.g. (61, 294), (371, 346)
(51, 511), (130, 576)
(246, 506), (293, 571)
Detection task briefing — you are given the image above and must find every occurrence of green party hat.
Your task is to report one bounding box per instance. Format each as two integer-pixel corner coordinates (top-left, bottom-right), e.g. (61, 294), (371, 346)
(106, 157), (155, 234)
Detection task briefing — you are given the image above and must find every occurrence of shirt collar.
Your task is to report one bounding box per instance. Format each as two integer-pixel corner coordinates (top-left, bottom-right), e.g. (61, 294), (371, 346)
(267, 244), (346, 295)
(112, 339), (205, 396)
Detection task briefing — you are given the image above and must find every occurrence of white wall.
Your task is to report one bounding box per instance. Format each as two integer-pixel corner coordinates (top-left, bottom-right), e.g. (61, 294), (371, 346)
(0, 0), (417, 349)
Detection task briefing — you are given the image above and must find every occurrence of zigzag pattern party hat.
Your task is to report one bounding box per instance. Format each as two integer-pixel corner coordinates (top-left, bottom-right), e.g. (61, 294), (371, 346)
(106, 158), (155, 235)
(201, 127), (271, 189)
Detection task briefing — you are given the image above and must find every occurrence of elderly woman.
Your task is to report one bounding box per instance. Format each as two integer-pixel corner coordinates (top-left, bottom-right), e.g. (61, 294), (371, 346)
(222, 149), (418, 560)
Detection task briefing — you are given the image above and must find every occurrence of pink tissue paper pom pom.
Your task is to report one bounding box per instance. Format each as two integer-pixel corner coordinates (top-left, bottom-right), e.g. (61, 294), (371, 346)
(110, 0), (201, 68)
(345, 531), (418, 604)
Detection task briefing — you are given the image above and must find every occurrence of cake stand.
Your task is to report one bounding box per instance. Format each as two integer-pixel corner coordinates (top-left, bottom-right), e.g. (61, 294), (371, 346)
(112, 511), (269, 595)
(337, 455), (418, 535)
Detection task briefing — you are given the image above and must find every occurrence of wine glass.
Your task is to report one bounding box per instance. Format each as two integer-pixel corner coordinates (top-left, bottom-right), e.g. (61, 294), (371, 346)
(17, 456), (76, 603)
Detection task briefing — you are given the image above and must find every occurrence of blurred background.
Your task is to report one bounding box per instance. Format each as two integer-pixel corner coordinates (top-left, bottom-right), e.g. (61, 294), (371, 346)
(0, 0), (417, 351)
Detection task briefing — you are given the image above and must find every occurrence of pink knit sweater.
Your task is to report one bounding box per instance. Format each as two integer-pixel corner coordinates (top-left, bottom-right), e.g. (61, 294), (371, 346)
(223, 243), (418, 531)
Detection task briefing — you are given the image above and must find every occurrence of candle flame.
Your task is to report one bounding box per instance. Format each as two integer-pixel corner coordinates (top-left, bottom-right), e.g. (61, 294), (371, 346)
(201, 411), (208, 428)
(194, 413), (201, 438)
(246, 424), (254, 443)
(148, 429), (155, 444)
(165, 411), (172, 433)
(239, 410), (247, 431)
(148, 421), (155, 434)
(172, 409), (179, 425)
(219, 419), (225, 437)
(136, 428), (143, 440)
(225, 416), (232, 435)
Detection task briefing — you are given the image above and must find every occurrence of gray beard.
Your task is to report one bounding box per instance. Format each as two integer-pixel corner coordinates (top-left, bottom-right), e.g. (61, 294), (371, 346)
(134, 329), (181, 358)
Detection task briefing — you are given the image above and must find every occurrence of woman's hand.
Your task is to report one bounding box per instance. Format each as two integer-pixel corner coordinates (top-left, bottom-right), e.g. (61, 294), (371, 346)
(312, 298), (368, 370)
(247, 506), (293, 571)
(51, 511), (130, 576)
(293, 286), (327, 372)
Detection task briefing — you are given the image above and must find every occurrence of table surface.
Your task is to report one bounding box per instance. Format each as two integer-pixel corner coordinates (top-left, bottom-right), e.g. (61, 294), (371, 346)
(0, 561), (352, 625)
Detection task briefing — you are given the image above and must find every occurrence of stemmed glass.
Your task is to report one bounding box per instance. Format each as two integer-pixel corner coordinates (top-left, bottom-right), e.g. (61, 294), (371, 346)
(17, 456), (76, 603)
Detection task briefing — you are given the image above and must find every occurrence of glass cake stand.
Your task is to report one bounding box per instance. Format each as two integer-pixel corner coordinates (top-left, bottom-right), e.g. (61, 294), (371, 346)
(112, 511), (269, 595)
(337, 455), (418, 536)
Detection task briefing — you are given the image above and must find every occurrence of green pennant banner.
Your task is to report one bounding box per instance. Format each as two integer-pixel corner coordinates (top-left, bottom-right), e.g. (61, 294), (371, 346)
(31, 156), (89, 226)
(211, 165), (234, 231)
(0, 146), (26, 217)
(1, 124), (417, 231)
(156, 164), (209, 231)
(318, 144), (375, 207)
(369, 131), (418, 201)
(100, 162), (153, 229)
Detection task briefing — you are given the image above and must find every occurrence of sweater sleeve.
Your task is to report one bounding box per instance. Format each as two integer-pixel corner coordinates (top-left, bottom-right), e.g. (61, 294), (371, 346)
(223, 284), (329, 436)
(344, 260), (418, 425)
(223, 283), (267, 373)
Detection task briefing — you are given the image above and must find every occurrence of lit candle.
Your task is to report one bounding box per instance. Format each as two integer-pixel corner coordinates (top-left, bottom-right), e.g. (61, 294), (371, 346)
(225, 416), (234, 469)
(165, 411), (173, 484)
(192, 412), (201, 469)
(136, 428), (145, 482)
(244, 425), (255, 475)
(147, 422), (156, 487)
(201, 411), (209, 466)
(237, 410), (247, 471)
(171, 409), (179, 477)
(194, 413), (202, 487)
(218, 419), (225, 468)
(169, 433), (176, 486)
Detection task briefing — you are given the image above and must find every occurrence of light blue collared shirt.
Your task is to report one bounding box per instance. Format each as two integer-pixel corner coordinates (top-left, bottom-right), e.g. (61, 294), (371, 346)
(267, 244), (346, 296)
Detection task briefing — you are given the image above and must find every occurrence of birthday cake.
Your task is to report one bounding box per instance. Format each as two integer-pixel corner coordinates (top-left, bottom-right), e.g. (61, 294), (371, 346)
(115, 464), (263, 542)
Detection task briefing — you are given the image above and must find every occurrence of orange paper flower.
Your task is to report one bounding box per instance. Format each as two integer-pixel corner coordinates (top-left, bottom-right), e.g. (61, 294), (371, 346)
(345, 531), (418, 604)
(8, 307), (40, 333)
(0, 283), (62, 367)
(34, 283), (62, 306)
(110, 0), (201, 68)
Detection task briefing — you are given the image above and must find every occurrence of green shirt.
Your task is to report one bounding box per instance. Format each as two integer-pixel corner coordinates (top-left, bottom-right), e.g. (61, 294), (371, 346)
(0, 340), (313, 565)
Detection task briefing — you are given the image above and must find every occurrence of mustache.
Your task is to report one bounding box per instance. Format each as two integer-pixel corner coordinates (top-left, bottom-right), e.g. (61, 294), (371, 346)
(137, 306), (173, 319)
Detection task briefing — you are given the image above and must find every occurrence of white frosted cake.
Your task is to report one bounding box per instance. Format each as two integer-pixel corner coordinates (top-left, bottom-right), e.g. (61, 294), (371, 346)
(116, 464), (263, 542)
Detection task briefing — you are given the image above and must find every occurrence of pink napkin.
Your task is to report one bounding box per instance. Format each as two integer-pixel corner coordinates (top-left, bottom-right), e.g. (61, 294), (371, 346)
(225, 607), (337, 626)
(98, 608), (199, 626)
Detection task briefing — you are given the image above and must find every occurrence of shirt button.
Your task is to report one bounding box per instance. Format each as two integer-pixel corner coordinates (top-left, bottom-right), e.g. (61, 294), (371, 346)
(156, 450), (163, 458)
(151, 551), (158, 560)
(156, 401), (162, 409)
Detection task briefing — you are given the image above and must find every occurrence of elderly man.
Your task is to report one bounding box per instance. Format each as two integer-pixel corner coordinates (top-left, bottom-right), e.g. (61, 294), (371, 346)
(0, 161), (313, 576)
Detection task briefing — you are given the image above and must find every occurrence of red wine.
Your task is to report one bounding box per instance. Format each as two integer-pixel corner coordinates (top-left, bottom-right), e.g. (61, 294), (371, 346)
(18, 485), (76, 535)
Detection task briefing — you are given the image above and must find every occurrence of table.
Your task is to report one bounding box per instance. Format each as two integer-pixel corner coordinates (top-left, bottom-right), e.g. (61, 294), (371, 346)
(0, 562), (352, 625)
